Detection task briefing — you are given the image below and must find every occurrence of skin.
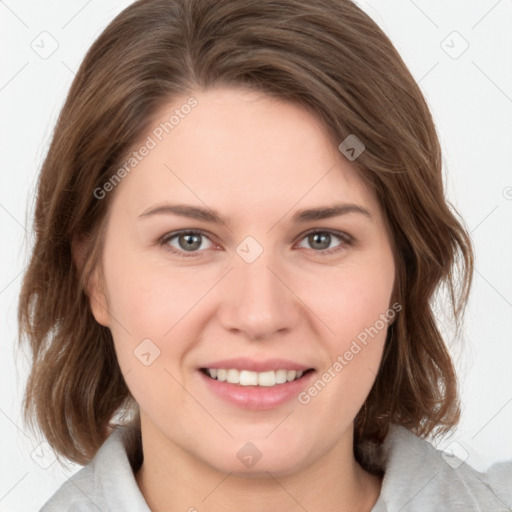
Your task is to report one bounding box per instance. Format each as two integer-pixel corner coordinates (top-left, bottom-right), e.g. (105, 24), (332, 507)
(87, 87), (396, 512)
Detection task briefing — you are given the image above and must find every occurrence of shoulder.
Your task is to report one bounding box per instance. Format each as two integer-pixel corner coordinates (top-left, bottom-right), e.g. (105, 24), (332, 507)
(39, 427), (150, 512)
(371, 424), (512, 512)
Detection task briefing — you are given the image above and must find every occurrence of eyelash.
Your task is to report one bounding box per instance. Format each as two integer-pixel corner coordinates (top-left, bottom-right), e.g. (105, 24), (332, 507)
(159, 229), (353, 258)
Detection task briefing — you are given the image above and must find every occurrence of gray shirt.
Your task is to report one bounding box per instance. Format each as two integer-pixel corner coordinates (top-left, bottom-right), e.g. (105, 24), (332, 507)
(40, 424), (512, 511)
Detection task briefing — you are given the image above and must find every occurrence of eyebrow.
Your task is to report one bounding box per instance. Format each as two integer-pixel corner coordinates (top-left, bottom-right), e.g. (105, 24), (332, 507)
(138, 202), (372, 224)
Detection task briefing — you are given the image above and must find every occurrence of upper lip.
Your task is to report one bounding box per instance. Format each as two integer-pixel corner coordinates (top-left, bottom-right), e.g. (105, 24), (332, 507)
(200, 358), (313, 372)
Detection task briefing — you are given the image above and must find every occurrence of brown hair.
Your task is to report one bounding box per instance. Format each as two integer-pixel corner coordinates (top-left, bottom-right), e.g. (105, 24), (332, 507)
(18, 0), (473, 472)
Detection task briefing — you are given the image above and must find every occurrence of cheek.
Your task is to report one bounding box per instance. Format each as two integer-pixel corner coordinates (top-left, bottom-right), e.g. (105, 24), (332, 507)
(101, 253), (212, 418)
(304, 256), (395, 347)
(298, 272), (392, 425)
(98, 247), (197, 381)
(296, 251), (395, 405)
(103, 250), (216, 338)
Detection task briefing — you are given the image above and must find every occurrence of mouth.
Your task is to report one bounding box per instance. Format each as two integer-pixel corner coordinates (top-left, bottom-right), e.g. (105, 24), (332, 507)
(200, 367), (315, 387)
(197, 359), (316, 410)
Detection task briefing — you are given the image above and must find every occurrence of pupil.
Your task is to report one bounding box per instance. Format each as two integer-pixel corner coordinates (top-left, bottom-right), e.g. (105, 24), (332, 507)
(310, 233), (330, 250)
(180, 233), (201, 251)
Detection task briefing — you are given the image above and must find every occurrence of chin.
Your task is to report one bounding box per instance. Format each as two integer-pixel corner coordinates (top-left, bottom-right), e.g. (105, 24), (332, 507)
(196, 434), (316, 478)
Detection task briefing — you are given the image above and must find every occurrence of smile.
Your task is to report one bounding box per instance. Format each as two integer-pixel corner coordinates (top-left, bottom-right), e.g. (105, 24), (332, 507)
(201, 368), (309, 387)
(198, 358), (316, 409)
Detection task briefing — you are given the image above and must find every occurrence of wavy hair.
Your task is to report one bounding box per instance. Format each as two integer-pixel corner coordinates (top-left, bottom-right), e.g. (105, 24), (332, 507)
(18, 0), (473, 473)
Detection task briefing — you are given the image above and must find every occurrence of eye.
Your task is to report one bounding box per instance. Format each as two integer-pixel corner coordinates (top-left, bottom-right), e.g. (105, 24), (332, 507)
(159, 229), (352, 258)
(160, 230), (215, 257)
(296, 230), (352, 255)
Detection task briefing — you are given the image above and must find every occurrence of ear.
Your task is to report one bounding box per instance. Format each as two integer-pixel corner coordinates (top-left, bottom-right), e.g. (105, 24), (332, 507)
(72, 236), (111, 327)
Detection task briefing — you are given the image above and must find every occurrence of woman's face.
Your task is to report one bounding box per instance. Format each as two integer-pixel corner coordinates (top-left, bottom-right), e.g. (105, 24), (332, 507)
(89, 86), (396, 475)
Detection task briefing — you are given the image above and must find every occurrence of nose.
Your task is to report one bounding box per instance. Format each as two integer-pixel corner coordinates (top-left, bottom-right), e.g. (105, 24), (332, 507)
(217, 251), (302, 341)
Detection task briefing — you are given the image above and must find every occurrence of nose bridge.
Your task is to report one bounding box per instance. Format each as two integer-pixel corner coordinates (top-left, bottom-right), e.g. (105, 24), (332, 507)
(219, 242), (300, 340)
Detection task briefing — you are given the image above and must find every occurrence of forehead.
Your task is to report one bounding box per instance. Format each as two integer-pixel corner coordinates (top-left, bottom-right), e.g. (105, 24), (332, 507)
(108, 87), (378, 222)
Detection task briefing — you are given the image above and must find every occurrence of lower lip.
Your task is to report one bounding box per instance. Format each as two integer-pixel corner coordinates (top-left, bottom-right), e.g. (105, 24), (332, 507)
(198, 370), (315, 410)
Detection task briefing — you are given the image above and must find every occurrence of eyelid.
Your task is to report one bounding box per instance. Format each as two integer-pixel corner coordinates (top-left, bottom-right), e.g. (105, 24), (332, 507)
(159, 229), (218, 257)
(160, 229), (214, 244)
(297, 228), (353, 244)
(159, 228), (353, 257)
(295, 228), (353, 255)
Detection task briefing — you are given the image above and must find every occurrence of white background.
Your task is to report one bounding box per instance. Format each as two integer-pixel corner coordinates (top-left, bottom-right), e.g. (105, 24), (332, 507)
(1, 1), (511, 510)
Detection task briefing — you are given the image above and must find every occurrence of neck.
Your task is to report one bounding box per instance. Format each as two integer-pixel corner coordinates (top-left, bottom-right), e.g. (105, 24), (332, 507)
(134, 420), (382, 512)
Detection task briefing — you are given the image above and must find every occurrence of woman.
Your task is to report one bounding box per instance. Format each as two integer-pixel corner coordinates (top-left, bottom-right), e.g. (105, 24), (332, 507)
(18, 0), (511, 510)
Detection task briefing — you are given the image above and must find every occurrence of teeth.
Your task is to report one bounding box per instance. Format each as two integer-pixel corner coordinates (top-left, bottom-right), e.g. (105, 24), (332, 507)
(275, 369), (287, 384)
(205, 368), (307, 386)
(226, 369), (239, 384)
(239, 370), (258, 386)
(258, 371), (275, 387)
